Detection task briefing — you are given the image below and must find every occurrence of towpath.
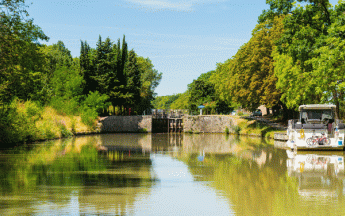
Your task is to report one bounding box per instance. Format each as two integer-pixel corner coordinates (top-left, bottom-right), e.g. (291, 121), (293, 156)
(244, 116), (287, 131)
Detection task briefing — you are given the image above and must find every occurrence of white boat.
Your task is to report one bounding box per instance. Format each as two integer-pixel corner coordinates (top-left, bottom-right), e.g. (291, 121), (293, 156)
(286, 104), (345, 151)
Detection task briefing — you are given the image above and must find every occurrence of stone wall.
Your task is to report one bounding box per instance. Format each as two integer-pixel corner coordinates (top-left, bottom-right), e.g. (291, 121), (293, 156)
(99, 115), (235, 134)
(100, 116), (152, 133)
(183, 115), (233, 133)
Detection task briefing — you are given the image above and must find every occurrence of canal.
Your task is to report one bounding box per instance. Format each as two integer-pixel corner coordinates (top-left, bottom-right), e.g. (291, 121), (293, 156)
(0, 134), (344, 215)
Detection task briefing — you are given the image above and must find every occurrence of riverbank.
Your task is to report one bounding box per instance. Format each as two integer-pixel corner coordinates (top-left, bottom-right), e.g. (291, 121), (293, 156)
(0, 100), (100, 147)
(1, 101), (285, 148)
(229, 116), (286, 140)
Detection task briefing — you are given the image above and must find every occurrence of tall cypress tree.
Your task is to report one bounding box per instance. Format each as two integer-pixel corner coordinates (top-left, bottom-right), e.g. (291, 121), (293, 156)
(94, 36), (113, 95)
(125, 49), (141, 114)
(80, 40), (96, 95)
(108, 36), (128, 114)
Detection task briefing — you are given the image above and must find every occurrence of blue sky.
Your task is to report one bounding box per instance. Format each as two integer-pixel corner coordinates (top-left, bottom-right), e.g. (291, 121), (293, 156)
(27, 0), (340, 96)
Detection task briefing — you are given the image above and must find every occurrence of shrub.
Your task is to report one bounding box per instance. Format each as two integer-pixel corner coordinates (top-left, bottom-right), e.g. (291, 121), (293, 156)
(70, 117), (76, 134)
(138, 128), (148, 133)
(50, 97), (79, 116)
(57, 119), (73, 137)
(0, 99), (40, 144)
(82, 91), (110, 114)
(81, 108), (98, 129)
(25, 100), (42, 122)
(225, 127), (229, 134)
(232, 125), (241, 134)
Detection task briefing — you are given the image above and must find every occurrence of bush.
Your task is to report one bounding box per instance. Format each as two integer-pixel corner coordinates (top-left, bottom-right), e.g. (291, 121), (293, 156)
(25, 100), (43, 122)
(81, 108), (98, 129)
(138, 128), (148, 133)
(232, 125), (241, 134)
(50, 97), (79, 116)
(56, 119), (73, 137)
(82, 91), (110, 114)
(70, 117), (76, 134)
(0, 99), (41, 145)
(225, 127), (229, 134)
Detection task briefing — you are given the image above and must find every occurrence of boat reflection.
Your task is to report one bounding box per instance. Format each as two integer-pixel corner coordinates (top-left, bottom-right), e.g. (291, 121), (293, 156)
(286, 151), (345, 196)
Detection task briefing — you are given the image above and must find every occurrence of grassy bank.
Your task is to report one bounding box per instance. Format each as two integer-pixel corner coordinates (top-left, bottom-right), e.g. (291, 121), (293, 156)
(230, 116), (285, 140)
(0, 99), (99, 146)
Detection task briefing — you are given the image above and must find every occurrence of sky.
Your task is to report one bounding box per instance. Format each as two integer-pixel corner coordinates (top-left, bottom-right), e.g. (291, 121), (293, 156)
(27, 0), (340, 96)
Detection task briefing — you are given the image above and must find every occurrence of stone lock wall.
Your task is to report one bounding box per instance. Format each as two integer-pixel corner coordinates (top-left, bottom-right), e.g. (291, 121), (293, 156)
(100, 116), (152, 133)
(183, 115), (233, 133)
(99, 115), (234, 133)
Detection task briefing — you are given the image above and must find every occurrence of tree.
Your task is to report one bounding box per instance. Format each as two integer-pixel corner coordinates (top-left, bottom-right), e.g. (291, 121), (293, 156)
(170, 92), (189, 109)
(152, 94), (181, 109)
(93, 36), (114, 95)
(125, 49), (141, 113)
(80, 40), (95, 95)
(107, 36), (128, 114)
(211, 16), (284, 112)
(0, 0), (49, 104)
(136, 56), (162, 114)
(269, 1), (345, 117)
(307, 11), (345, 117)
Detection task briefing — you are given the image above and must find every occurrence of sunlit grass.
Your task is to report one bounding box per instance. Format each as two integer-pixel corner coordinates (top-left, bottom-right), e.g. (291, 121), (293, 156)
(33, 105), (95, 141)
(231, 116), (283, 141)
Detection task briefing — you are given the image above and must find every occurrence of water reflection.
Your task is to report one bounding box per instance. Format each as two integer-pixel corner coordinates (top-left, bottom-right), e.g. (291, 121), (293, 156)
(0, 136), (155, 215)
(286, 151), (345, 197)
(1, 134), (345, 215)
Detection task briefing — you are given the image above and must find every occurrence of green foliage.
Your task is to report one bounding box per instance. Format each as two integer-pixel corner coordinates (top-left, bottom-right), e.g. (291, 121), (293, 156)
(82, 91), (110, 114)
(70, 117), (77, 134)
(170, 92), (190, 109)
(152, 94), (181, 109)
(138, 128), (148, 133)
(81, 108), (98, 129)
(41, 42), (84, 115)
(56, 119), (73, 137)
(0, 99), (42, 144)
(268, 1), (345, 117)
(136, 56), (162, 114)
(225, 127), (230, 134)
(50, 97), (79, 116)
(232, 125), (241, 134)
(0, 0), (49, 104)
(125, 49), (141, 113)
(80, 91), (110, 128)
(210, 16), (284, 112)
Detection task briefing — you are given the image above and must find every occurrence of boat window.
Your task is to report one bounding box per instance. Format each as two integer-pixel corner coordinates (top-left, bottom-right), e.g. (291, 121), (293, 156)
(307, 110), (322, 120)
(301, 109), (334, 122)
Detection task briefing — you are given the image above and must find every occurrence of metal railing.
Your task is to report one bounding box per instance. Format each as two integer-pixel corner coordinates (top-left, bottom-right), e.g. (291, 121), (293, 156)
(151, 109), (188, 119)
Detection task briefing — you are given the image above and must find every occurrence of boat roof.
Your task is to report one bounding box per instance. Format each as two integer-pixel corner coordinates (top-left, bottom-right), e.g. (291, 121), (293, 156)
(299, 104), (336, 111)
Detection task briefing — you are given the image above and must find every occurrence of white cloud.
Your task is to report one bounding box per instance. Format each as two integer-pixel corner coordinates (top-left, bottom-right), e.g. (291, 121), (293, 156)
(124, 0), (225, 12)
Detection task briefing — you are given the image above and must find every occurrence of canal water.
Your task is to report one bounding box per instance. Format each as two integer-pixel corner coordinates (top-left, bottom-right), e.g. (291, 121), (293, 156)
(0, 133), (344, 215)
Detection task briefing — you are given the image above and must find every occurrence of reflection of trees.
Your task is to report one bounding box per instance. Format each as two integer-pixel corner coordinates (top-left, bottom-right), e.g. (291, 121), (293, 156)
(181, 146), (345, 215)
(179, 147), (341, 215)
(182, 134), (271, 155)
(0, 135), (155, 215)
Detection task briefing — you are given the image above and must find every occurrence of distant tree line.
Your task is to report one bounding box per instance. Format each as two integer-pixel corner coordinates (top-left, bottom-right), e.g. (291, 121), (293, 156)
(153, 70), (232, 115)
